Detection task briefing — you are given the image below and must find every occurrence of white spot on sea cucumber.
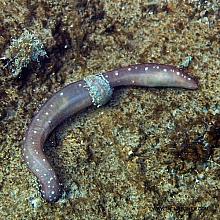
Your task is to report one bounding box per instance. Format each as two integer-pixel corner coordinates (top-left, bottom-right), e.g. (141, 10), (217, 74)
(48, 120), (51, 124)
(50, 104), (53, 107)
(176, 72), (180, 75)
(33, 130), (37, 134)
(36, 151), (39, 155)
(51, 191), (55, 194)
(131, 80), (135, 83)
(163, 69), (167, 72)
(145, 67), (148, 71)
(36, 169), (39, 172)
(43, 158), (46, 162)
(25, 156), (28, 159)
(78, 83), (82, 87)
(115, 71), (119, 76)
(32, 141), (35, 144)
(45, 112), (49, 115)
(135, 66), (138, 69)
(60, 92), (64, 96)
(156, 66), (160, 69)
(44, 173), (47, 176)
(188, 78), (191, 80)
(37, 118), (40, 121)
(183, 75), (186, 78)
(128, 68), (131, 71)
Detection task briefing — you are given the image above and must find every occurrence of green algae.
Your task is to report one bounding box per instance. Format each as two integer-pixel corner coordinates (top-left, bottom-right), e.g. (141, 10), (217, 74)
(3, 30), (47, 77)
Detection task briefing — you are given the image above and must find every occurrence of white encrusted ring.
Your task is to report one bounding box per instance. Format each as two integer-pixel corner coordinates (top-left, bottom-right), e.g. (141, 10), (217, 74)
(84, 73), (113, 107)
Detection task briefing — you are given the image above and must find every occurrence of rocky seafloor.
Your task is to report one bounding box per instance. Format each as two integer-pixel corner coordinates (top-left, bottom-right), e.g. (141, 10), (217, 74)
(0, 1), (219, 219)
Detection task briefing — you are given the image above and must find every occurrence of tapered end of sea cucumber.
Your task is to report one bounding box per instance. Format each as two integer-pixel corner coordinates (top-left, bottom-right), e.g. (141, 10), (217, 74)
(188, 75), (199, 90)
(188, 77), (199, 90)
(40, 179), (63, 203)
(176, 68), (199, 90)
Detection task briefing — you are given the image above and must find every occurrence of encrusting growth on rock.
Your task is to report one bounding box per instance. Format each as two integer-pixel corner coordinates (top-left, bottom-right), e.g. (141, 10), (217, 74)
(3, 30), (47, 77)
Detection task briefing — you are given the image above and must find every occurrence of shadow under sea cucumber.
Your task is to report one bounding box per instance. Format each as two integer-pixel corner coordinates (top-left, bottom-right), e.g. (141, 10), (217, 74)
(23, 63), (198, 203)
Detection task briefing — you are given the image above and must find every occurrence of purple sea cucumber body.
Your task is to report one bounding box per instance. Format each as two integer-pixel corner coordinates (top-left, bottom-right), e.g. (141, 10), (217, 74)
(23, 63), (198, 203)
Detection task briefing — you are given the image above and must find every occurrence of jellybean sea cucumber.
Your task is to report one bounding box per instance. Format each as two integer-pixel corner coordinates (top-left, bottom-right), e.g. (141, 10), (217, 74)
(23, 63), (198, 203)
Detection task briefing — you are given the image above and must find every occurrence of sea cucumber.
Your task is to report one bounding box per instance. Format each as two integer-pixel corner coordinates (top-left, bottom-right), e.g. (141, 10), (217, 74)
(23, 63), (198, 203)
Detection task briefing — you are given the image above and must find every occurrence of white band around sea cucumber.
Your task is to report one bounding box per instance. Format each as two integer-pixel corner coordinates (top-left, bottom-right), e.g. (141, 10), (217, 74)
(84, 73), (113, 107)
